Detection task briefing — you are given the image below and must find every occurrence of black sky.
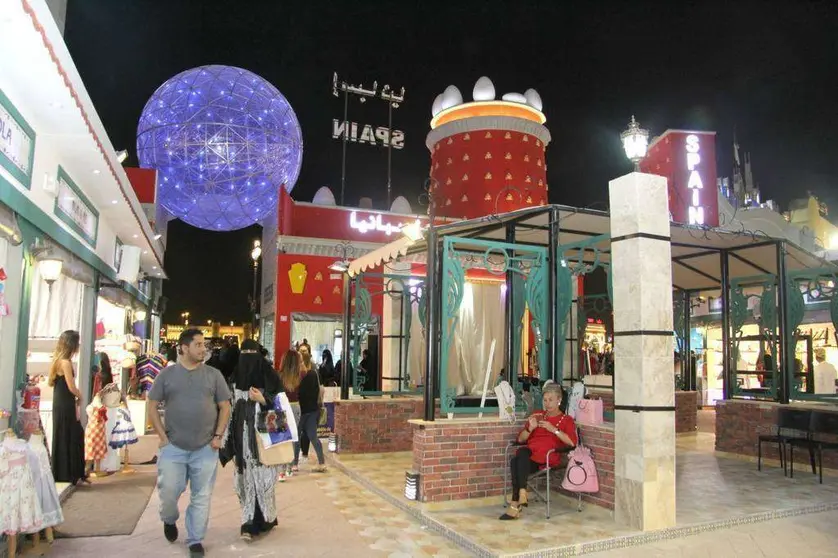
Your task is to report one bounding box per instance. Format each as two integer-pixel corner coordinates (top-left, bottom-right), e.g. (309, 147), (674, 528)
(63, 0), (838, 324)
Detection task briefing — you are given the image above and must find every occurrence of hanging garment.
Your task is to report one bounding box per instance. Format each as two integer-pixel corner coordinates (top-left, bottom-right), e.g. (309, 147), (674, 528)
(109, 408), (139, 449)
(136, 353), (166, 397)
(566, 381), (587, 420)
(84, 404), (108, 461)
(0, 437), (43, 535)
(26, 435), (63, 529)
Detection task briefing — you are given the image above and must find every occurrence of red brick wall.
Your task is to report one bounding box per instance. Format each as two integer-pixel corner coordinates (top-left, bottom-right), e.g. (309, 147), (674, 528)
(715, 400), (838, 469)
(676, 391), (698, 433)
(412, 420), (616, 510)
(412, 420), (519, 502)
(334, 399), (423, 453)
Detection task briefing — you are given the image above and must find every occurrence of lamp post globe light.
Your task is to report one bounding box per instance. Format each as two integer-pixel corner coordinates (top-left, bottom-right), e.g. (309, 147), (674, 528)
(250, 239), (261, 338)
(621, 115), (649, 171)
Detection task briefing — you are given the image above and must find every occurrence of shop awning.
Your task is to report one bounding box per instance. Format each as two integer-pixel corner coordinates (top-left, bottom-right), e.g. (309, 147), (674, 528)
(347, 236), (417, 277)
(351, 204), (835, 291)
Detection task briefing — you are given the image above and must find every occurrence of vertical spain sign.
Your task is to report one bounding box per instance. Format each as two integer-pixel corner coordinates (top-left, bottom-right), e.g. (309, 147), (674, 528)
(639, 130), (718, 228)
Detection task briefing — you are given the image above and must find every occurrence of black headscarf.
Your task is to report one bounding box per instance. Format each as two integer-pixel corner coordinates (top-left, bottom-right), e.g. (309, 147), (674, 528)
(221, 340), (282, 472)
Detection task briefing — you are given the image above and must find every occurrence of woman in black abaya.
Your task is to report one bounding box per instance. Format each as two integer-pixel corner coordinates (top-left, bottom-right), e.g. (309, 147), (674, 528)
(220, 340), (283, 540)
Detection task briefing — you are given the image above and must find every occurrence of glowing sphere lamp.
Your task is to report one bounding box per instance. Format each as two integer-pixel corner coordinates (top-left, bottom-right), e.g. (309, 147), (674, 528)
(136, 65), (303, 231)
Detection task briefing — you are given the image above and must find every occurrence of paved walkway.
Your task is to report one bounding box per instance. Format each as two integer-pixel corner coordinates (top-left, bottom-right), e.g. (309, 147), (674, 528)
(50, 460), (461, 557)
(588, 510), (838, 558)
(47, 455), (838, 558)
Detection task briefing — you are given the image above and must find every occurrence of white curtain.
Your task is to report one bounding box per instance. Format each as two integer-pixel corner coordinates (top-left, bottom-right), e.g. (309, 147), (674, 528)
(28, 261), (83, 338)
(448, 283), (505, 396)
(405, 282), (505, 396)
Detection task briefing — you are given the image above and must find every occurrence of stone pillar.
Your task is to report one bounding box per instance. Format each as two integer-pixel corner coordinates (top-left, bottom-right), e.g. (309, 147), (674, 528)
(609, 172), (676, 531)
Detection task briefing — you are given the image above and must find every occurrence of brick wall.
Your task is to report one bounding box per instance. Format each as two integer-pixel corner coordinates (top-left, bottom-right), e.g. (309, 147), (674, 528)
(676, 391), (698, 433)
(716, 400), (838, 469)
(334, 398), (423, 453)
(411, 419), (616, 510)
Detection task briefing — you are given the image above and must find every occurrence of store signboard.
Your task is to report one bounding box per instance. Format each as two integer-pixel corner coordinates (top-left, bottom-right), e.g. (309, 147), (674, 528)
(55, 166), (99, 247)
(0, 89), (36, 188)
(640, 129), (719, 227)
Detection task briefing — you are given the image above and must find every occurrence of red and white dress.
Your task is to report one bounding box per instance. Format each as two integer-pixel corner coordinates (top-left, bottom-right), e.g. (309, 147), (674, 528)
(85, 405), (108, 461)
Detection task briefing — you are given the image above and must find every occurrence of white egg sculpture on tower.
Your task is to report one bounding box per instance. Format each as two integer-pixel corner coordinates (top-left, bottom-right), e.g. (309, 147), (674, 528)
(432, 93), (444, 117)
(472, 76), (496, 101)
(440, 85), (464, 110)
(524, 88), (543, 111)
(501, 92), (527, 104)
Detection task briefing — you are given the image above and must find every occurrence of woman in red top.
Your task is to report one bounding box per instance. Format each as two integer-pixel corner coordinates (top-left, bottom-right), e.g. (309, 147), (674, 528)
(500, 383), (577, 520)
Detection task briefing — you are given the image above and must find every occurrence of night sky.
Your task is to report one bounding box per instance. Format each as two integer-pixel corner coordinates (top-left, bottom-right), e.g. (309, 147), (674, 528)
(63, 1), (838, 324)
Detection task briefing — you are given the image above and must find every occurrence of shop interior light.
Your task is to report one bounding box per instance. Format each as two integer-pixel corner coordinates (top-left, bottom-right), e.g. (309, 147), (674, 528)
(39, 258), (63, 286)
(116, 150), (129, 163)
(329, 260), (350, 273)
(251, 239), (262, 262)
(135, 310), (147, 321)
(621, 115), (649, 170)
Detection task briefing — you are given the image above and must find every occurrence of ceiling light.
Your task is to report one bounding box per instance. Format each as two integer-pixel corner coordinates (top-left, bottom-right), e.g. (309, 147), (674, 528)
(143, 250), (148, 255)
(133, 234), (138, 238)
(152, 266), (157, 270)
(329, 260), (349, 273)
(39, 258), (63, 285)
(93, 169), (101, 175)
(111, 200), (118, 205)
(116, 150), (129, 163)
(154, 234), (162, 240)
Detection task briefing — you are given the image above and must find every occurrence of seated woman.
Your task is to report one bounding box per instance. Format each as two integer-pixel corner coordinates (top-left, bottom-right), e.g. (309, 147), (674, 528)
(500, 382), (578, 520)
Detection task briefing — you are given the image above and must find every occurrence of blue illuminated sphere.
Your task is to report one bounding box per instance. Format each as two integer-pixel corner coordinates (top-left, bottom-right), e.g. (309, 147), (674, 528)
(136, 65), (303, 231)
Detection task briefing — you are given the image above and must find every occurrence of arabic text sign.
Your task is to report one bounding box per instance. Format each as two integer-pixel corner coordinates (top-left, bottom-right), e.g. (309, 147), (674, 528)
(0, 96), (34, 180)
(349, 211), (420, 236)
(56, 170), (98, 245)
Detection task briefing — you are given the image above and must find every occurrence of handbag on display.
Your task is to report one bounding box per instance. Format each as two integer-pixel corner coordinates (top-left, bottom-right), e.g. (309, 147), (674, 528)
(494, 380), (516, 422)
(561, 444), (599, 493)
(255, 401), (294, 466)
(576, 398), (604, 426)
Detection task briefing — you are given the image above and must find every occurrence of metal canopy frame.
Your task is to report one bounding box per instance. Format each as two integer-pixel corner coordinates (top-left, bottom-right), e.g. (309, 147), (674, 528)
(344, 203), (836, 419)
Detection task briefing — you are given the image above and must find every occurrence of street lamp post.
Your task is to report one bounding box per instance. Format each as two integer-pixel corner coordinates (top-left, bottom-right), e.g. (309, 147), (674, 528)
(250, 239), (262, 339)
(621, 115), (650, 171)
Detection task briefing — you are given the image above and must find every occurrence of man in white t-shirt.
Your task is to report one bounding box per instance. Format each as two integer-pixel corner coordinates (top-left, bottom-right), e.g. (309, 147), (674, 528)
(813, 349), (837, 395)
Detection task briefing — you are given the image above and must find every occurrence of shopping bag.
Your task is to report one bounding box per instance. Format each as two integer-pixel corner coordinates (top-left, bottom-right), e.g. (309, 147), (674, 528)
(576, 398), (603, 426)
(561, 444), (599, 493)
(255, 399), (295, 465)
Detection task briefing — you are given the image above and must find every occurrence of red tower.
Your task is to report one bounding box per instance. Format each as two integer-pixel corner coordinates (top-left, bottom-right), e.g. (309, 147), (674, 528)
(426, 79), (551, 219)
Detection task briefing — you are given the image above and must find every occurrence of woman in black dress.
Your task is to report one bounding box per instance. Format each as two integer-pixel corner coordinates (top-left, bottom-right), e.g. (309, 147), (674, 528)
(49, 330), (87, 485)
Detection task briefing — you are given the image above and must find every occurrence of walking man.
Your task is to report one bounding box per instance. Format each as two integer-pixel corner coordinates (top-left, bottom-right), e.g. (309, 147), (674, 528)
(149, 329), (232, 557)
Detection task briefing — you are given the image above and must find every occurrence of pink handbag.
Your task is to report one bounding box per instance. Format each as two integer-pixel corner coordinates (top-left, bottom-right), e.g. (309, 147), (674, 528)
(576, 398), (604, 426)
(561, 444), (599, 493)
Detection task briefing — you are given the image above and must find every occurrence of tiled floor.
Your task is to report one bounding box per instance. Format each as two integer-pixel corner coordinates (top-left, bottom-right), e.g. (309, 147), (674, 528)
(48, 459), (460, 558)
(587, 509), (838, 558)
(333, 432), (838, 557)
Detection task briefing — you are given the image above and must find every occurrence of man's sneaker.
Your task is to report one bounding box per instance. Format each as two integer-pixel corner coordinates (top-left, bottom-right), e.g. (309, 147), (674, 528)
(163, 523), (178, 542)
(277, 472), (286, 482)
(189, 543), (205, 556)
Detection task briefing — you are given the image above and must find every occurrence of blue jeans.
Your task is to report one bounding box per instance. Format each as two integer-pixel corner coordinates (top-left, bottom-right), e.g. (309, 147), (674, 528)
(293, 411), (325, 465)
(157, 443), (218, 546)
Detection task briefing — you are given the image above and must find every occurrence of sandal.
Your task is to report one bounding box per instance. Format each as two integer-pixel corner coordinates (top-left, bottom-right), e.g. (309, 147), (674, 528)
(499, 504), (521, 520)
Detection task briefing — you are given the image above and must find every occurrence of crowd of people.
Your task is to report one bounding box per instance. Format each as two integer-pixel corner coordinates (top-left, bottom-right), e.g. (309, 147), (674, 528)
(146, 329), (334, 556)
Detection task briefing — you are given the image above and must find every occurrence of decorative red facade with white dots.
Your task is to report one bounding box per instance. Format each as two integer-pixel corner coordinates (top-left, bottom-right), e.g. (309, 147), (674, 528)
(426, 78), (551, 220)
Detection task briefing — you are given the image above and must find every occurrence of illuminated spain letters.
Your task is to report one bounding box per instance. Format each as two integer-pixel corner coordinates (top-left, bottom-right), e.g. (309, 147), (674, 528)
(685, 134), (704, 225)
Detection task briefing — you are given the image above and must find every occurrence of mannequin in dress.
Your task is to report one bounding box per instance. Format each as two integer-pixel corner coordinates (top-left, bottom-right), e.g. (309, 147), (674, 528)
(1, 429), (43, 557)
(26, 430), (62, 547)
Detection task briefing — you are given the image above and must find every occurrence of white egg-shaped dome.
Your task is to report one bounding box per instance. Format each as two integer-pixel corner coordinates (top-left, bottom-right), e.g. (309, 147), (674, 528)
(524, 88), (543, 111)
(473, 76), (496, 101)
(501, 92), (527, 104)
(440, 85), (464, 111)
(358, 197), (374, 209)
(312, 186), (336, 206)
(390, 196), (412, 214)
(432, 93), (444, 117)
